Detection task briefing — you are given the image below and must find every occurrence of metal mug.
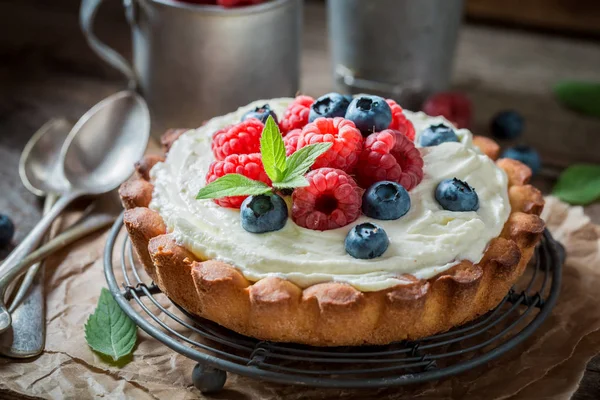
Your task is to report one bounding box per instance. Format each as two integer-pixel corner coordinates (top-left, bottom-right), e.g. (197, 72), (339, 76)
(328, 0), (464, 110)
(80, 0), (302, 137)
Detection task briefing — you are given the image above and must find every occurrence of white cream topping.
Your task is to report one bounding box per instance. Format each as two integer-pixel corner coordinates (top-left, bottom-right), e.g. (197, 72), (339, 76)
(150, 98), (510, 291)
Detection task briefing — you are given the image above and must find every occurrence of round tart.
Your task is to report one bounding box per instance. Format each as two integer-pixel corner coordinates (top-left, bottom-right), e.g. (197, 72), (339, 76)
(119, 97), (545, 346)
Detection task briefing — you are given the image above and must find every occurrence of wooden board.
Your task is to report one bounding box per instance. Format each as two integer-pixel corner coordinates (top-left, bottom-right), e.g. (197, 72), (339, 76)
(467, 0), (600, 35)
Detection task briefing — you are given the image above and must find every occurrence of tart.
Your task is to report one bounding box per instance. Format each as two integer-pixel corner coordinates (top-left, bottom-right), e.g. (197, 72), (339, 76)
(119, 96), (545, 346)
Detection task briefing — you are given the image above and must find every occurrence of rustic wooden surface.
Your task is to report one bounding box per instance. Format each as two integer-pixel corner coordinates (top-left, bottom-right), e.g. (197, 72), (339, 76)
(0, 0), (599, 398)
(467, 0), (600, 35)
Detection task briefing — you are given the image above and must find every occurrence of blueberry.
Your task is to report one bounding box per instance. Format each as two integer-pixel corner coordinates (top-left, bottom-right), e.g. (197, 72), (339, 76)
(241, 104), (278, 124)
(345, 222), (389, 259)
(419, 124), (459, 147)
(362, 181), (411, 220)
(502, 145), (542, 174)
(309, 92), (351, 122)
(240, 193), (288, 233)
(344, 95), (392, 136)
(491, 110), (524, 140)
(0, 214), (15, 248)
(435, 178), (479, 212)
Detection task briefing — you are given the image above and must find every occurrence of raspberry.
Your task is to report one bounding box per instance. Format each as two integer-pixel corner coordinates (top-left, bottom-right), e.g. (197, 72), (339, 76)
(292, 168), (363, 231)
(206, 153), (271, 208)
(279, 95), (314, 135)
(284, 128), (301, 156)
(217, 0), (263, 7)
(296, 117), (363, 172)
(356, 130), (424, 190)
(422, 92), (472, 129)
(386, 99), (416, 142)
(212, 119), (264, 161)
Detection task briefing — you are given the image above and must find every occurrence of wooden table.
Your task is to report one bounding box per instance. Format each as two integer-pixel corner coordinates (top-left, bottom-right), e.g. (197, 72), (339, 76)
(0, 0), (598, 398)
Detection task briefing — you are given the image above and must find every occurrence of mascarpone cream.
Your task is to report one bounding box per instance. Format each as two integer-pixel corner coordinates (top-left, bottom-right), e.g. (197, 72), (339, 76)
(150, 98), (510, 291)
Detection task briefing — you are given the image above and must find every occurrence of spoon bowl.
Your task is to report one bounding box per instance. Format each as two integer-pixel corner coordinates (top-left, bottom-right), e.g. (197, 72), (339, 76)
(19, 119), (72, 196)
(62, 91), (150, 194)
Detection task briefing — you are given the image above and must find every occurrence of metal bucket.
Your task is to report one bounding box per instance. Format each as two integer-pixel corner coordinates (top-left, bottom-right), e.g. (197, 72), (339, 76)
(328, 0), (463, 110)
(81, 0), (302, 137)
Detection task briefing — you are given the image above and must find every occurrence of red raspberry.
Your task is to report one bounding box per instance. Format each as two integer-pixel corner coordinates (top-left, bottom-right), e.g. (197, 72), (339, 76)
(284, 128), (301, 156)
(422, 92), (472, 129)
(296, 117), (363, 172)
(292, 168), (362, 231)
(217, 0), (263, 7)
(206, 153), (271, 208)
(356, 130), (424, 190)
(279, 95), (314, 135)
(386, 99), (416, 142)
(212, 119), (264, 161)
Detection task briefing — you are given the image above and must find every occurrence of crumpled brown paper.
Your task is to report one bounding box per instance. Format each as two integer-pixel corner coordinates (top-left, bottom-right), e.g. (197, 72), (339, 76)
(0, 196), (599, 400)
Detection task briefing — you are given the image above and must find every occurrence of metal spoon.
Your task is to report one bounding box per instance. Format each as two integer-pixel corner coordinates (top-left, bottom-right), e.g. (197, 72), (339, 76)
(11, 119), (72, 307)
(0, 119), (71, 358)
(0, 90), (150, 332)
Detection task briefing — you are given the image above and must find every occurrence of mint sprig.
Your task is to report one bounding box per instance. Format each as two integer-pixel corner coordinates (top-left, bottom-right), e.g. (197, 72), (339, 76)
(196, 174), (271, 200)
(85, 288), (137, 362)
(552, 164), (600, 205)
(196, 115), (331, 200)
(261, 116), (287, 182)
(554, 81), (600, 118)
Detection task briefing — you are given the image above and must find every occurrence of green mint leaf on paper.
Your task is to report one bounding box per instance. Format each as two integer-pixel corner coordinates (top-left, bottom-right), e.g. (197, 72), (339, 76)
(260, 115), (287, 182)
(554, 81), (600, 118)
(283, 142), (332, 181)
(272, 175), (309, 189)
(552, 164), (600, 205)
(85, 288), (137, 362)
(196, 174), (272, 200)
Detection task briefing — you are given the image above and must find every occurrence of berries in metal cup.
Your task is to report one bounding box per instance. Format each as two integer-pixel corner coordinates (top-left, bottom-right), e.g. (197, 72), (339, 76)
(435, 178), (479, 212)
(345, 222), (389, 259)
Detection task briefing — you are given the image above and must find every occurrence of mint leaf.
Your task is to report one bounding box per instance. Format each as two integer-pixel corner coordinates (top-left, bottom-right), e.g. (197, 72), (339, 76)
(552, 164), (600, 205)
(272, 175), (309, 189)
(260, 116), (287, 182)
(284, 142), (332, 181)
(196, 174), (271, 200)
(85, 288), (137, 362)
(554, 81), (600, 118)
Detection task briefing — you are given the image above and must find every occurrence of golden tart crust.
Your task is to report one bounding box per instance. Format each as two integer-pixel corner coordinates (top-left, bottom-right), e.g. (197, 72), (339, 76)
(119, 132), (545, 346)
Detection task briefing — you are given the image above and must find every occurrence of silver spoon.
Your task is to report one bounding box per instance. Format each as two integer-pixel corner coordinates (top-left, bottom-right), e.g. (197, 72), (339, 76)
(0, 90), (150, 332)
(11, 119), (72, 309)
(0, 119), (71, 358)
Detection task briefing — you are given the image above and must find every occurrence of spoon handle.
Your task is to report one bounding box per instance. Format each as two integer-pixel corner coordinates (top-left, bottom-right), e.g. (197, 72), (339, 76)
(7, 193), (58, 313)
(2, 214), (116, 292)
(0, 192), (80, 288)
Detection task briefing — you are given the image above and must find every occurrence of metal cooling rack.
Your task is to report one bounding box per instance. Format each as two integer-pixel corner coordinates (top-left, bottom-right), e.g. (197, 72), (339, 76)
(104, 213), (562, 393)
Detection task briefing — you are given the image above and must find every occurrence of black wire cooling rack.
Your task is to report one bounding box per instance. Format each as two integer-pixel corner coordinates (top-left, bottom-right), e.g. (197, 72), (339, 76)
(104, 213), (562, 393)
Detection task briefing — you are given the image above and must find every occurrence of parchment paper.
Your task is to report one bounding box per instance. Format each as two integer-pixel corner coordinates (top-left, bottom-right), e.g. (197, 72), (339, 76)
(0, 196), (599, 400)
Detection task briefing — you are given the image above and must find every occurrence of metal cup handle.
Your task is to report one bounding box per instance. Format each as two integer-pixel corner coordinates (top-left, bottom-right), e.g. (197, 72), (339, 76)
(79, 0), (138, 90)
